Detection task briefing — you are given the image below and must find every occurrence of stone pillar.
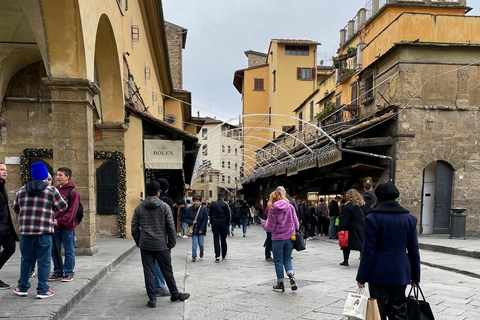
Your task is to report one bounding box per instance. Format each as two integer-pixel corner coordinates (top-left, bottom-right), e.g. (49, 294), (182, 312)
(43, 77), (99, 256)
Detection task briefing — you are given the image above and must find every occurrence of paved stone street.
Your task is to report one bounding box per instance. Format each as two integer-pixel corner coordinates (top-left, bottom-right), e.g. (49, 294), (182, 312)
(61, 225), (480, 320)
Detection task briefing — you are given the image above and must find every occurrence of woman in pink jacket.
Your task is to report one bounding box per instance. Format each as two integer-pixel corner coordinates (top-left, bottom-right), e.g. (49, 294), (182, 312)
(261, 188), (299, 292)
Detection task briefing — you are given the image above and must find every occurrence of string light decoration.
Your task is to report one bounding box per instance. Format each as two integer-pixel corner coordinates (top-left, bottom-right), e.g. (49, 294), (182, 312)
(20, 148), (127, 238)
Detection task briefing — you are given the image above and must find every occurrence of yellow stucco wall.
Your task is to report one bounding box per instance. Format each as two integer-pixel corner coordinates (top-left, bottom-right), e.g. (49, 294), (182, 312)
(124, 115), (144, 238)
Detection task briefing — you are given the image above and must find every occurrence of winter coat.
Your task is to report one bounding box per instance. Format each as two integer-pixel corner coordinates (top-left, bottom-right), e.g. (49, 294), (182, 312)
(239, 204), (250, 220)
(184, 204), (208, 235)
(55, 181), (80, 230)
(328, 200), (340, 217)
(209, 199), (231, 227)
(261, 200), (299, 241)
(131, 196), (176, 252)
(362, 191), (377, 216)
(339, 202), (364, 251)
(0, 181), (18, 241)
(356, 201), (420, 286)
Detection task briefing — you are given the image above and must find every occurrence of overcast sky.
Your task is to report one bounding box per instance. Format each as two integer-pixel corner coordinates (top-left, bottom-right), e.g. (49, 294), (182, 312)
(162, 1), (480, 125)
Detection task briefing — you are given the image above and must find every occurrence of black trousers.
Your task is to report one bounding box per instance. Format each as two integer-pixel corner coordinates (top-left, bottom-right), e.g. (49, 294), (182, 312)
(0, 223), (15, 270)
(140, 249), (179, 300)
(264, 232), (272, 258)
(369, 283), (407, 320)
(212, 225), (228, 259)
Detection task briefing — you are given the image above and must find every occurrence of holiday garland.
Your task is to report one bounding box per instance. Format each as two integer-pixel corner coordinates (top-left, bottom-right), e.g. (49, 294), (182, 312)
(20, 148), (127, 238)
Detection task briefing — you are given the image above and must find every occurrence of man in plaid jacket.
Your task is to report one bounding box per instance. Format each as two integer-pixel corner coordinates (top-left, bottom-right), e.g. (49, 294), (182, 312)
(12, 162), (68, 299)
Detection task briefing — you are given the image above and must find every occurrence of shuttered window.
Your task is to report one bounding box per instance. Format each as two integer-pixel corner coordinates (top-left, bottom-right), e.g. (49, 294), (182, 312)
(254, 78), (264, 91)
(297, 68), (316, 80)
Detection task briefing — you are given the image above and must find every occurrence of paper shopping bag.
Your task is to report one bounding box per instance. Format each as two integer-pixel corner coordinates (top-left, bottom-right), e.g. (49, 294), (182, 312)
(366, 297), (381, 320)
(343, 291), (368, 320)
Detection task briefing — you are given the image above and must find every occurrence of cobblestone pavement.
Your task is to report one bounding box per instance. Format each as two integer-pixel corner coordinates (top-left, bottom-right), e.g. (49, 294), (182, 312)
(62, 225), (480, 320)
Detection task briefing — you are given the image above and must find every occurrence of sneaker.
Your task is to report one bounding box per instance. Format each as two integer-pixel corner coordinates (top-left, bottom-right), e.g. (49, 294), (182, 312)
(200, 251), (204, 258)
(170, 292), (190, 302)
(288, 274), (298, 291)
(0, 279), (11, 290)
(243, 234), (246, 237)
(30, 271), (36, 278)
(339, 261), (349, 267)
(265, 257), (274, 262)
(231, 231), (234, 237)
(13, 287), (27, 296)
(215, 258), (220, 263)
(273, 282), (285, 292)
(36, 289), (54, 299)
(306, 237), (312, 241)
(192, 258), (196, 262)
(61, 275), (74, 282)
(48, 275), (62, 281)
(222, 256), (227, 260)
(155, 288), (170, 297)
(147, 299), (156, 308)
(182, 235), (188, 239)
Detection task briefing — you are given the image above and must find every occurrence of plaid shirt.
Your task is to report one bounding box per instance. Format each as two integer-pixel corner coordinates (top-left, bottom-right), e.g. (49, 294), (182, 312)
(13, 183), (68, 235)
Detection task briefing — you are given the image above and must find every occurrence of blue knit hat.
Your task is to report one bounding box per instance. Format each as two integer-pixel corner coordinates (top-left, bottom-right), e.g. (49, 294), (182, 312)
(31, 162), (48, 181)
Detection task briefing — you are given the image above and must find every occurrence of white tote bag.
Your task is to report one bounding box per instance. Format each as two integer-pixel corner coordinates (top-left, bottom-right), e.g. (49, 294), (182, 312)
(343, 288), (368, 320)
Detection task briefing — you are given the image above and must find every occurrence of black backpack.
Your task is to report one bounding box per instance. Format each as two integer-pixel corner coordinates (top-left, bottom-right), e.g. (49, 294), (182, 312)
(68, 188), (84, 224)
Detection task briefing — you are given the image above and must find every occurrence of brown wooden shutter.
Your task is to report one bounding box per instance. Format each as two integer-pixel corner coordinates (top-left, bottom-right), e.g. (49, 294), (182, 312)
(311, 68), (316, 80)
(297, 67), (301, 80)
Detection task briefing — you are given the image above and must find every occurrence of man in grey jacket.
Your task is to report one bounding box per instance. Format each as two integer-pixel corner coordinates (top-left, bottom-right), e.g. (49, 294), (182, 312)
(131, 181), (190, 308)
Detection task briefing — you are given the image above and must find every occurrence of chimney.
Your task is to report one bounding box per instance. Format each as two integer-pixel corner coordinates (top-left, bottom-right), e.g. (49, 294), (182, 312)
(347, 20), (355, 39)
(372, 0), (380, 15)
(197, 111), (200, 117)
(339, 29), (346, 47)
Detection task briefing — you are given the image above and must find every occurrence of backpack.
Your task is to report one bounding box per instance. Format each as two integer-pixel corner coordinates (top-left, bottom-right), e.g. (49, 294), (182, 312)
(68, 188), (84, 224)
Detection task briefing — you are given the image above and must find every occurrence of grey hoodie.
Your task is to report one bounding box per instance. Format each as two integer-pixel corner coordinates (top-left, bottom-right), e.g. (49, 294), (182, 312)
(131, 196), (176, 251)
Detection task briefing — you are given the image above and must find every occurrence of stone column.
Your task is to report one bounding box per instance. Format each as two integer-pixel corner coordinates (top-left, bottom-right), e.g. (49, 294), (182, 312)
(43, 77), (99, 255)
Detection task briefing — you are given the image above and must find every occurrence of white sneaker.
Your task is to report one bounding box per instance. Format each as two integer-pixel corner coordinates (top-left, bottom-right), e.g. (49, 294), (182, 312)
(182, 235), (188, 239)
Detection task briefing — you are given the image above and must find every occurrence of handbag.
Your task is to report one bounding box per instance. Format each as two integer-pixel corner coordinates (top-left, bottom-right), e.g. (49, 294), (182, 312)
(406, 286), (435, 320)
(365, 297), (381, 320)
(335, 217), (340, 226)
(343, 288), (368, 320)
(185, 207), (201, 236)
(292, 230), (306, 251)
(338, 230), (349, 247)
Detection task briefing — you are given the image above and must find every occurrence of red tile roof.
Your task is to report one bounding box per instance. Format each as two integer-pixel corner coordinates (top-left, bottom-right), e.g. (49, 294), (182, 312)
(271, 39), (320, 45)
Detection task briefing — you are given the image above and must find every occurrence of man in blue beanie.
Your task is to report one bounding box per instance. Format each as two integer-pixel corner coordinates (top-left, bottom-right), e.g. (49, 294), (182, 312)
(13, 162), (68, 299)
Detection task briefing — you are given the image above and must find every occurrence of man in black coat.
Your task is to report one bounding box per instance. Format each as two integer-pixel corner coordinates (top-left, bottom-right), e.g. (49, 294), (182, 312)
(328, 196), (341, 239)
(131, 181), (189, 308)
(209, 193), (231, 262)
(0, 163), (18, 290)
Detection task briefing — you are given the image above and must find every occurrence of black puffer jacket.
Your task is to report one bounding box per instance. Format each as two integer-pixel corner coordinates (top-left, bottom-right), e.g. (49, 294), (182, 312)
(209, 199), (231, 227)
(131, 196), (176, 251)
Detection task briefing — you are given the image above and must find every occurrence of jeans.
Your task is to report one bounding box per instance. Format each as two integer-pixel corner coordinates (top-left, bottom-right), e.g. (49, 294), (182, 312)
(140, 249), (179, 300)
(329, 217), (338, 238)
(272, 239), (294, 282)
(154, 261), (166, 291)
(241, 218), (248, 235)
(0, 222), (15, 270)
(191, 234), (205, 258)
(212, 225), (228, 259)
(230, 221), (236, 234)
(181, 222), (188, 234)
(18, 234), (52, 294)
(53, 229), (75, 276)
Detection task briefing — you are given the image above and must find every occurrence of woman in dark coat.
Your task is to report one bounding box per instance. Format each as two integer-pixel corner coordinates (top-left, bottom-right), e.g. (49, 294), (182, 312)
(338, 189), (365, 266)
(239, 200), (250, 237)
(356, 183), (420, 320)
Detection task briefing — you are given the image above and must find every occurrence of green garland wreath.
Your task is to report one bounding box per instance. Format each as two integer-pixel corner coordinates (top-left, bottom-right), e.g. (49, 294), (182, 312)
(20, 148), (127, 238)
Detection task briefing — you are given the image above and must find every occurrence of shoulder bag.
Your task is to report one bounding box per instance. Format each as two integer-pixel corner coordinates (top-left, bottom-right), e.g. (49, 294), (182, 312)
(185, 207), (201, 236)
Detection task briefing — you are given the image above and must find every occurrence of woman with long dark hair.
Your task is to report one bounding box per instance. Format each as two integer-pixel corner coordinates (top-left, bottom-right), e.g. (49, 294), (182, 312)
(338, 189), (365, 266)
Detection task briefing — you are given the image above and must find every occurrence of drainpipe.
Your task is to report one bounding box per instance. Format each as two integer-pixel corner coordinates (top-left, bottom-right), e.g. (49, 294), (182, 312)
(336, 139), (394, 182)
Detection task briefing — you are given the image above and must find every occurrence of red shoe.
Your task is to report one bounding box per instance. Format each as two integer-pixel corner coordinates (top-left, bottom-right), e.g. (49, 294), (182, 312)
(36, 289), (54, 299)
(48, 275), (62, 281)
(13, 287), (28, 297)
(61, 275), (74, 282)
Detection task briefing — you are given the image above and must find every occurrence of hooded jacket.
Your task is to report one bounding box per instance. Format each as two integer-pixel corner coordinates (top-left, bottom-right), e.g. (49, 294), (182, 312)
(362, 191), (377, 216)
(261, 200), (299, 241)
(55, 181), (80, 230)
(14, 181), (68, 235)
(131, 196), (176, 252)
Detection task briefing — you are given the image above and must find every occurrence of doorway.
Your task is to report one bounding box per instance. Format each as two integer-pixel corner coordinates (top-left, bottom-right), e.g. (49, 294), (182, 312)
(421, 161), (453, 234)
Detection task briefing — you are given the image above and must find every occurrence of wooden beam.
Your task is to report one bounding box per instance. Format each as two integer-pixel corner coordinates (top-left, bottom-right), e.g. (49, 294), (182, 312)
(346, 137), (395, 148)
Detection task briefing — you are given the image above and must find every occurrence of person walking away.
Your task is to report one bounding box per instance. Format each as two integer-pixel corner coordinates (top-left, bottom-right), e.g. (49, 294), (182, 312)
(180, 202), (189, 238)
(13, 162), (68, 298)
(316, 198), (329, 236)
(0, 163), (19, 289)
(49, 167), (79, 282)
(209, 192), (231, 262)
(362, 183), (376, 217)
(239, 200), (250, 237)
(263, 203), (273, 262)
(328, 196), (341, 239)
(338, 189), (365, 267)
(131, 181), (189, 308)
(260, 189), (299, 292)
(184, 195), (208, 262)
(154, 178), (174, 297)
(302, 202), (314, 240)
(356, 183), (420, 320)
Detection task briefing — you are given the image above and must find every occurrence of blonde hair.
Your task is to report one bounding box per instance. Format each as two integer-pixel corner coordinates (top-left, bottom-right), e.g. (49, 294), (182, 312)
(267, 190), (287, 208)
(345, 189), (365, 207)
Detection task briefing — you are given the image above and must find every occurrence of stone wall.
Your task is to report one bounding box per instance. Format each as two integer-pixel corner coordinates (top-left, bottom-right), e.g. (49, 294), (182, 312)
(165, 22), (184, 90)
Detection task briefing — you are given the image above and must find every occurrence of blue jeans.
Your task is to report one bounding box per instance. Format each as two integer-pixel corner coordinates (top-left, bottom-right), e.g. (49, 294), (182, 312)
(181, 222), (188, 234)
(191, 234), (205, 258)
(242, 218), (248, 235)
(53, 229), (75, 276)
(18, 234), (52, 294)
(272, 239), (294, 282)
(154, 261), (166, 291)
(230, 221), (236, 234)
(329, 217), (338, 238)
